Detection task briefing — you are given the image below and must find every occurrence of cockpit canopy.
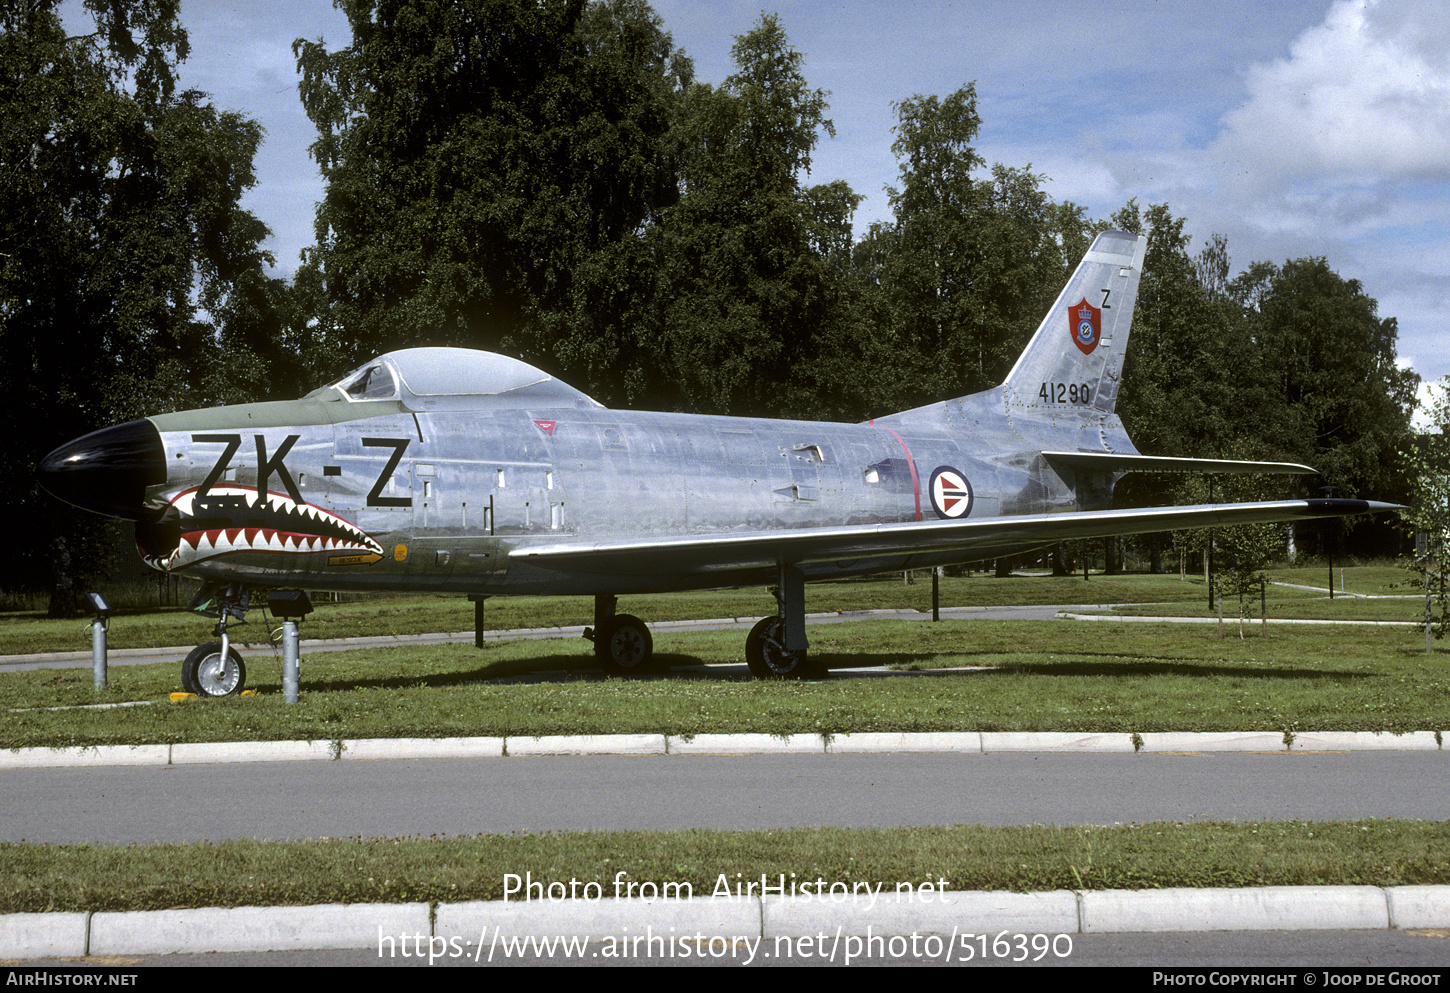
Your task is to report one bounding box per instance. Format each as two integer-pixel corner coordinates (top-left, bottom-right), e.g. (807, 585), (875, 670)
(316, 347), (603, 412)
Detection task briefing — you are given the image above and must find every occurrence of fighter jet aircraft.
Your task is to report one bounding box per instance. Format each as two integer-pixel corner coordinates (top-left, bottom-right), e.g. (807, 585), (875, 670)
(39, 230), (1397, 695)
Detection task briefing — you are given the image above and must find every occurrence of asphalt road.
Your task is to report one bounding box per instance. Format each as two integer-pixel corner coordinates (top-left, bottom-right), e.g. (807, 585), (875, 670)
(4, 750), (1449, 843)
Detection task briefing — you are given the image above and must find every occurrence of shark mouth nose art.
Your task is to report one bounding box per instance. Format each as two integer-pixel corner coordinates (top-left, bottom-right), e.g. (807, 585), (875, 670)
(138, 485), (383, 571)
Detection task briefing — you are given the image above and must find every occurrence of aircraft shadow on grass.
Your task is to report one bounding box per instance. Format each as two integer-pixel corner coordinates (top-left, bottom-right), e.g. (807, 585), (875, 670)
(236, 646), (1373, 695)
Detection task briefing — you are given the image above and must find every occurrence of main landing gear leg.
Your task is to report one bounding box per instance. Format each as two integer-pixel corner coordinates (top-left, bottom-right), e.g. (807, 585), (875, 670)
(585, 593), (654, 675)
(181, 582), (251, 698)
(745, 562), (822, 679)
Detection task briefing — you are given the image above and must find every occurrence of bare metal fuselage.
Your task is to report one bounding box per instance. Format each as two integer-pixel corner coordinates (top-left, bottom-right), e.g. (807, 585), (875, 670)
(146, 391), (1105, 596)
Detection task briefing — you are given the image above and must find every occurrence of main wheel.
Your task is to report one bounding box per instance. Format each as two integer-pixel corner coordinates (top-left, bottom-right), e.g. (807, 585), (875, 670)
(593, 614), (654, 675)
(183, 642), (247, 697)
(745, 616), (820, 679)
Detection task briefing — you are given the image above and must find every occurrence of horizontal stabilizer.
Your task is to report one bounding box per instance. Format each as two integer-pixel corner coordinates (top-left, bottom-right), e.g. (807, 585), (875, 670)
(1041, 451), (1317, 476)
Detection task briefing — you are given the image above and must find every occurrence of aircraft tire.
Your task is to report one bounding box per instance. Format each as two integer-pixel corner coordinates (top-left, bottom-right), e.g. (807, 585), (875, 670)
(594, 615), (654, 675)
(183, 642), (247, 698)
(745, 617), (821, 679)
(179, 656), (198, 695)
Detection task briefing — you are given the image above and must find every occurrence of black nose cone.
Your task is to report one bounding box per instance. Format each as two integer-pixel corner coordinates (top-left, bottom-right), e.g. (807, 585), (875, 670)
(39, 419), (166, 520)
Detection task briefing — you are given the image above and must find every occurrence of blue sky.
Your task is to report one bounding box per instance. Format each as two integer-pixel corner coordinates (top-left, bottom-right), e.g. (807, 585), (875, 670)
(112, 0), (1450, 412)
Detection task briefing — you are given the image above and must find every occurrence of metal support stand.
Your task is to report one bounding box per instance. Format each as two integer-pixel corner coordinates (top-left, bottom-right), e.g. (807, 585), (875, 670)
(1207, 476), (1216, 611)
(932, 568), (940, 622)
(91, 617), (107, 691)
(282, 619), (300, 704)
(469, 594), (490, 649)
(85, 592), (111, 692)
(266, 590), (312, 704)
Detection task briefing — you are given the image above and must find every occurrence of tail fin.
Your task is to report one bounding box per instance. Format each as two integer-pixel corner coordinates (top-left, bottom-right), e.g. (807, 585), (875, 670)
(1001, 229), (1146, 418)
(1002, 230), (1315, 475)
(875, 230), (1147, 435)
(874, 229), (1320, 479)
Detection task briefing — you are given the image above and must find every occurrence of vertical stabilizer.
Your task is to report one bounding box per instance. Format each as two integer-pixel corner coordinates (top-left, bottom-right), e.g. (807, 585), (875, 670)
(1001, 229), (1146, 418)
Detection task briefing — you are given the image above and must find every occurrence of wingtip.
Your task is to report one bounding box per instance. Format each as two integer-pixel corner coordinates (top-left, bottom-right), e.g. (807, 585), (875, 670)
(1300, 498), (1405, 515)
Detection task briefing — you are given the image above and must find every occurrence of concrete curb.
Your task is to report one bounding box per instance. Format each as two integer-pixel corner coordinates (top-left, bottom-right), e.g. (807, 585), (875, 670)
(6, 886), (1448, 959)
(1080, 886), (1389, 933)
(1, 729), (1443, 769)
(88, 903), (431, 957)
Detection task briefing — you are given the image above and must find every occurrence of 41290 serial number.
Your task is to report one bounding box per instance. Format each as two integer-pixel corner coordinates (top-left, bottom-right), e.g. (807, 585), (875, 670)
(1039, 382), (1093, 404)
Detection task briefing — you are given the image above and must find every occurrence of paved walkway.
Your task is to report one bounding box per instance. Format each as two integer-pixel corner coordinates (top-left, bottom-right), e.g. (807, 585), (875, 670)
(0, 601), (1418, 673)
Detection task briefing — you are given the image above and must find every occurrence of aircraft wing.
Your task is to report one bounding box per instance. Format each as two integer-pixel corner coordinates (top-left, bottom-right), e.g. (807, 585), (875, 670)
(511, 498), (1401, 578)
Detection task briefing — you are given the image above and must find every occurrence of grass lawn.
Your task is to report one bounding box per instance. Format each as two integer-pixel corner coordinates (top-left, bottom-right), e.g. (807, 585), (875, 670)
(5, 566), (1444, 914)
(0, 570), (1414, 656)
(1094, 565), (1434, 623)
(1265, 565), (1417, 596)
(4, 819), (1449, 914)
(5, 619), (1447, 747)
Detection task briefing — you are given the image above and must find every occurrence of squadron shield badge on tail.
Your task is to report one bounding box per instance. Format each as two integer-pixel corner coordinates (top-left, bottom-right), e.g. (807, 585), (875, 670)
(1069, 297), (1101, 355)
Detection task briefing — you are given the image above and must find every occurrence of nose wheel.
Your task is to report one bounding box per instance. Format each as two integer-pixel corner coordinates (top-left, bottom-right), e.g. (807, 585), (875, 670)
(179, 582), (253, 697)
(181, 642), (247, 697)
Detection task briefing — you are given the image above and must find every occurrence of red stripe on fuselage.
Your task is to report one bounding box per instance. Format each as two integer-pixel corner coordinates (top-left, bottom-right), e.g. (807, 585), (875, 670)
(871, 421), (922, 522)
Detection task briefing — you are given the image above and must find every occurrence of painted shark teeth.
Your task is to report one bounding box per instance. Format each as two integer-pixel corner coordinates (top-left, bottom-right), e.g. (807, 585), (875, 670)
(141, 484), (383, 572)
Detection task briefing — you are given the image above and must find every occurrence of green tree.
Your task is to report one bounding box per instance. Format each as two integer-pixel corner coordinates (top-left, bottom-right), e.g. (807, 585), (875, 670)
(1112, 211), (1413, 566)
(653, 13), (858, 417)
(1234, 257), (1418, 498)
(1399, 380), (1450, 642)
(1169, 466), (1286, 626)
(1109, 208), (1310, 570)
(3, 0), (277, 608)
(1113, 202), (1239, 460)
(876, 87), (985, 405)
(294, 0), (691, 402)
(862, 86), (1086, 412)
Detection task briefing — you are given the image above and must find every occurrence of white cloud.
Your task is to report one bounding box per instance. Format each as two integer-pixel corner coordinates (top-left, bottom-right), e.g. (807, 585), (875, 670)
(1190, 0), (1450, 391)
(1411, 376), (1447, 432)
(1218, 0), (1450, 182)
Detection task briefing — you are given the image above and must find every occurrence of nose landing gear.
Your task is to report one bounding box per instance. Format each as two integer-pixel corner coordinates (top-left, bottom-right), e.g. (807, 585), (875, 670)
(181, 641), (247, 696)
(181, 583), (256, 697)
